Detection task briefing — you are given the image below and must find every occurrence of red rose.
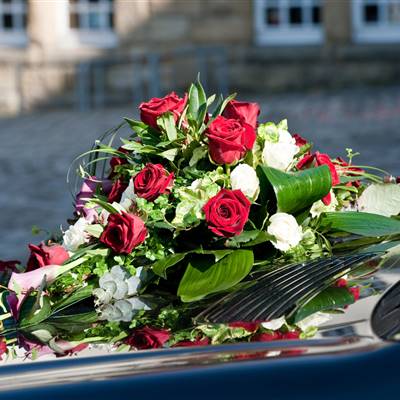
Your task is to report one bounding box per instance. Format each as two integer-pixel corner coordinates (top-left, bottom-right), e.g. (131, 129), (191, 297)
(206, 116), (256, 165)
(252, 331), (282, 342)
(281, 331), (300, 340)
(222, 99), (260, 128)
(100, 212), (147, 254)
(229, 321), (260, 332)
(139, 92), (187, 130)
(293, 133), (308, 147)
(125, 326), (170, 350)
(173, 338), (210, 347)
(203, 189), (251, 237)
(0, 338), (7, 360)
(27, 243), (69, 272)
(109, 147), (130, 178)
(349, 286), (360, 302)
(107, 178), (128, 203)
(134, 164), (174, 202)
(0, 260), (20, 272)
(297, 151), (339, 205)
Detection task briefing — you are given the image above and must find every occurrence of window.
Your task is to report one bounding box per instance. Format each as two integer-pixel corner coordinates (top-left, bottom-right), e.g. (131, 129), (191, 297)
(67, 0), (116, 47)
(0, 0), (27, 46)
(254, 0), (323, 45)
(353, 0), (400, 43)
(69, 0), (114, 31)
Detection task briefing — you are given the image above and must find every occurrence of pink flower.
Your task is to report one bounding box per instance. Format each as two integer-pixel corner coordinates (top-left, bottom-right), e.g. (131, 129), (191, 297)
(0, 338), (7, 360)
(75, 176), (99, 214)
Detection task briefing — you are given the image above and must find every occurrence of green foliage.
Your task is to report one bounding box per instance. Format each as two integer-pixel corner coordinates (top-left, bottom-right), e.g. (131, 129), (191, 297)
(294, 287), (355, 323)
(178, 250), (254, 302)
(257, 165), (332, 214)
(320, 211), (400, 237)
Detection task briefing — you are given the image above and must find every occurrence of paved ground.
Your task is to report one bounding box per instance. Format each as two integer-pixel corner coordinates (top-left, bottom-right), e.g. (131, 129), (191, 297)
(0, 85), (399, 262)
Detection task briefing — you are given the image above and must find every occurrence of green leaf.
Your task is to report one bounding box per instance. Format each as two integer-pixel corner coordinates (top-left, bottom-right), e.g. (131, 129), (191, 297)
(157, 112), (178, 141)
(211, 93), (237, 120)
(321, 212), (400, 237)
(159, 148), (178, 161)
(257, 165), (332, 214)
(178, 250), (254, 302)
(226, 230), (273, 248)
(294, 287), (355, 323)
(19, 295), (52, 328)
(85, 224), (104, 238)
(86, 198), (119, 214)
(52, 285), (94, 313)
(188, 78), (207, 127)
(152, 253), (187, 278)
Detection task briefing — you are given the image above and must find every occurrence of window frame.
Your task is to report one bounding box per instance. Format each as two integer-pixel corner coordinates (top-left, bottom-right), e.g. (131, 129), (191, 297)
(64, 0), (117, 48)
(254, 0), (324, 46)
(0, 0), (27, 47)
(352, 0), (400, 43)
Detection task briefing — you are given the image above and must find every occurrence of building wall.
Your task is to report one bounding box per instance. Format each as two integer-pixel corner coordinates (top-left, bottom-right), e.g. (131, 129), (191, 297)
(0, 0), (400, 115)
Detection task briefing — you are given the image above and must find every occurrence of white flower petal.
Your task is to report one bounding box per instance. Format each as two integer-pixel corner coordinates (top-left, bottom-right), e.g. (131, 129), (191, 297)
(261, 316), (286, 330)
(267, 213), (303, 252)
(231, 164), (260, 200)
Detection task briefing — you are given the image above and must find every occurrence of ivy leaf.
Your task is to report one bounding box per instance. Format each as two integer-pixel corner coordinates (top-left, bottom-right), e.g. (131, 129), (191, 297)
(178, 250), (254, 302)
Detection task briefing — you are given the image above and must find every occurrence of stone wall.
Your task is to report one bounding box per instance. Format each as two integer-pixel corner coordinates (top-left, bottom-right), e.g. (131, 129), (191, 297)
(0, 0), (400, 115)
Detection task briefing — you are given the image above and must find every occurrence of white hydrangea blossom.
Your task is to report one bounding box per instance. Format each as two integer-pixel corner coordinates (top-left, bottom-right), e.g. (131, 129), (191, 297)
(94, 266), (150, 322)
(261, 123), (299, 171)
(310, 191), (338, 218)
(267, 213), (303, 252)
(230, 164), (260, 200)
(62, 217), (90, 252)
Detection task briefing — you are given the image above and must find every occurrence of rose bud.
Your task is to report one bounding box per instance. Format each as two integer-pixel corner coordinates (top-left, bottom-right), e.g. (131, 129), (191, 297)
(203, 189), (251, 237)
(206, 116), (256, 165)
(125, 326), (170, 350)
(100, 212), (147, 254)
(222, 99), (260, 129)
(107, 178), (128, 203)
(293, 133), (308, 147)
(139, 92), (187, 130)
(134, 164), (174, 202)
(27, 243), (70, 272)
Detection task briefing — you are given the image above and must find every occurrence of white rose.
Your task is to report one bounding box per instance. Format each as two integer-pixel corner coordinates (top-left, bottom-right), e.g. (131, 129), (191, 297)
(267, 212), (303, 252)
(230, 164), (260, 199)
(62, 217), (90, 252)
(262, 141), (299, 171)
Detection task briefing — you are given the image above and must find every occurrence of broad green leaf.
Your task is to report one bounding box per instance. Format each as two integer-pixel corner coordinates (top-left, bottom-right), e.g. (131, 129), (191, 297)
(152, 250), (233, 279)
(52, 285), (94, 313)
(152, 253), (187, 278)
(257, 165), (332, 214)
(157, 112), (178, 141)
(211, 93), (237, 120)
(86, 198), (119, 214)
(294, 287), (355, 323)
(19, 295), (52, 328)
(321, 212), (400, 237)
(226, 230), (273, 248)
(178, 250), (254, 302)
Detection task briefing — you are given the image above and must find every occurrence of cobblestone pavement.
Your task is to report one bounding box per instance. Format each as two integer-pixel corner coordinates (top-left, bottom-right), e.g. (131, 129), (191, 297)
(0, 85), (399, 262)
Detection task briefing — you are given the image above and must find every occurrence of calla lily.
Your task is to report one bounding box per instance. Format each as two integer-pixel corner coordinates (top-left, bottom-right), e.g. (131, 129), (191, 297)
(8, 257), (86, 294)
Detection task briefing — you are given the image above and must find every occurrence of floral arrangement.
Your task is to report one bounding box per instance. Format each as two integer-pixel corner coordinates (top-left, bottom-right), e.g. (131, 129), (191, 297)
(1, 79), (400, 362)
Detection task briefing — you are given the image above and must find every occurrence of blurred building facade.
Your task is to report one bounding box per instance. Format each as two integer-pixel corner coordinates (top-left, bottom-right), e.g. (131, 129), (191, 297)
(1, 0), (400, 115)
